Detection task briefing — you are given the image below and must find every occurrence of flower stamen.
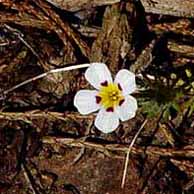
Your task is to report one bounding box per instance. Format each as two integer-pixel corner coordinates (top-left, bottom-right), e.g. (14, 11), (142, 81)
(74, 62), (137, 133)
(97, 82), (124, 110)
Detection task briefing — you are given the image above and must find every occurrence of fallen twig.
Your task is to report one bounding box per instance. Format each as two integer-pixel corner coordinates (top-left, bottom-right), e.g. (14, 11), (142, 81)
(22, 163), (40, 194)
(44, 0), (194, 18)
(42, 136), (194, 158)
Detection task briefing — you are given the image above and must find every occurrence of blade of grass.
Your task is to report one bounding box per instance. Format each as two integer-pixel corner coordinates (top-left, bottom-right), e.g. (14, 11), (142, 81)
(2, 63), (90, 96)
(121, 119), (148, 188)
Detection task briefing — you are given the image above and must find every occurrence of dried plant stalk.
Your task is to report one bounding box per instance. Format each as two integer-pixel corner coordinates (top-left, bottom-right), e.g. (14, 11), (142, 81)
(149, 20), (194, 36)
(44, 0), (120, 11)
(168, 41), (194, 58)
(142, 0), (194, 18)
(0, 110), (94, 121)
(1, 63), (90, 96)
(121, 119), (148, 188)
(44, 0), (194, 18)
(33, 0), (90, 57)
(43, 136), (194, 158)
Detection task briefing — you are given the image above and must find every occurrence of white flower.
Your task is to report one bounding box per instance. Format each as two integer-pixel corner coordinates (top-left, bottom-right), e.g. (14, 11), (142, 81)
(74, 63), (137, 133)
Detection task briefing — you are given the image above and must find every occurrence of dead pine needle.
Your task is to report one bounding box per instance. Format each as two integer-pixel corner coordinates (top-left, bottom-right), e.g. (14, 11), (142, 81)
(22, 163), (39, 194)
(71, 120), (93, 165)
(2, 63), (90, 96)
(121, 119), (148, 188)
(4, 24), (43, 65)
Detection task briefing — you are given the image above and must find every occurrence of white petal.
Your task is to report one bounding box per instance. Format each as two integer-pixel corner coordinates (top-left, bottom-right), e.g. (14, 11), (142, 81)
(94, 108), (119, 133)
(74, 90), (100, 115)
(114, 69), (136, 95)
(116, 95), (137, 121)
(85, 63), (113, 89)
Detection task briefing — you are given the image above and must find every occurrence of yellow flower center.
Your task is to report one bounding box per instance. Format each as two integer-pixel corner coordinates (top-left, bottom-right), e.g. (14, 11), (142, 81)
(96, 81), (124, 111)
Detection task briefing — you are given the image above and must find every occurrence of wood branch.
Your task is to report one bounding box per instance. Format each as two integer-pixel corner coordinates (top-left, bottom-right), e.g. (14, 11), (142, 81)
(0, 0), (90, 58)
(168, 41), (194, 58)
(149, 20), (194, 36)
(0, 13), (49, 28)
(43, 136), (194, 159)
(0, 110), (94, 121)
(33, 0), (90, 58)
(172, 57), (194, 67)
(130, 39), (156, 73)
(141, 0), (194, 18)
(45, 0), (120, 12)
(44, 0), (194, 18)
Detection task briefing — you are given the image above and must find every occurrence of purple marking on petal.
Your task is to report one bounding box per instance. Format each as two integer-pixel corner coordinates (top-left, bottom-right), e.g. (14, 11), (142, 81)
(119, 99), (125, 106)
(96, 96), (102, 104)
(118, 83), (122, 91)
(106, 107), (114, 112)
(101, 80), (108, 86)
